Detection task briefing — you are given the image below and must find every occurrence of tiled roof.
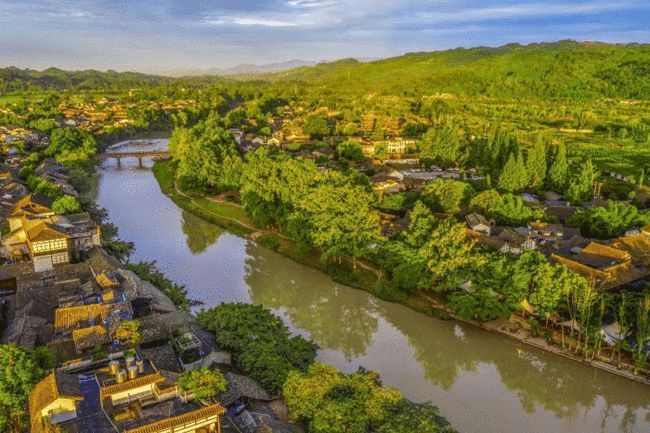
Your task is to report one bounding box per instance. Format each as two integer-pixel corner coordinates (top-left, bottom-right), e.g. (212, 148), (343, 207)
(123, 403), (225, 433)
(72, 325), (110, 351)
(29, 373), (82, 433)
(610, 235), (650, 266)
(582, 241), (630, 262)
(55, 304), (107, 331)
(100, 372), (166, 398)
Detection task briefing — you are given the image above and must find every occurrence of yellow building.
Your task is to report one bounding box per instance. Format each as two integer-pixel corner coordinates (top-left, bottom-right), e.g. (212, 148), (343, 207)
(124, 403), (225, 433)
(29, 372), (82, 433)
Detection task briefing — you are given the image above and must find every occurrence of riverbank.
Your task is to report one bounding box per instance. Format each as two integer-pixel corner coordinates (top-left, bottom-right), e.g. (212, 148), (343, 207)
(151, 160), (650, 386)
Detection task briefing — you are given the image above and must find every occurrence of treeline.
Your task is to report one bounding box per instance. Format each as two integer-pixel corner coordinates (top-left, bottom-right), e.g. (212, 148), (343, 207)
(0, 66), (173, 92)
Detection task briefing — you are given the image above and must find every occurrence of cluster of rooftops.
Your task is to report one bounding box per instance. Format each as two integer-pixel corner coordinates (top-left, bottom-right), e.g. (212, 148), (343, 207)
(29, 357), (226, 433)
(466, 212), (650, 290)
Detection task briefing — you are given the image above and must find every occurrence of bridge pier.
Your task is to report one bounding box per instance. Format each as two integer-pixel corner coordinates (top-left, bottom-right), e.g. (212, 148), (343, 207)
(116, 157), (121, 167)
(138, 157), (143, 168)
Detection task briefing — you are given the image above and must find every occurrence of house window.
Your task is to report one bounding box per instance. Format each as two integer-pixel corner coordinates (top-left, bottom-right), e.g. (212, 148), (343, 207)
(32, 238), (67, 253)
(51, 252), (69, 265)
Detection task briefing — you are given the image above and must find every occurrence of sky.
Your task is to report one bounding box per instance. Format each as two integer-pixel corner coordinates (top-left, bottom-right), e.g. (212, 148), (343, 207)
(0, 0), (648, 74)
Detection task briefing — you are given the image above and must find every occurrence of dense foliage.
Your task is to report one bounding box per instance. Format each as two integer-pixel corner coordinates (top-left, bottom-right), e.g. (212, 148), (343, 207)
(177, 368), (228, 404)
(283, 362), (456, 433)
(0, 345), (45, 433)
(196, 303), (318, 394)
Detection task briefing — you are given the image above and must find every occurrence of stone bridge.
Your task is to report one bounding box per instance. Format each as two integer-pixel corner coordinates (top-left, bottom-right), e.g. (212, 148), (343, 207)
(97, 150), (170, 167)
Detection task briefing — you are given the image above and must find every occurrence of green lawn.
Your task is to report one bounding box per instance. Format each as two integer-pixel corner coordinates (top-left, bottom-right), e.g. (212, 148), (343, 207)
(193, 197), (253, 226)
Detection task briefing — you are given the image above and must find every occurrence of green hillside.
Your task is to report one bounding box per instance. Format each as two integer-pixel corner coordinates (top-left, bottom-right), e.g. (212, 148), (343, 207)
(268, 41), (649, 100)
(0, 66), (173, 92)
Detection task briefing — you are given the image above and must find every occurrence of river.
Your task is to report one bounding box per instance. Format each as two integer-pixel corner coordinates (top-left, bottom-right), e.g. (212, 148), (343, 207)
(95, 138), (650, 433)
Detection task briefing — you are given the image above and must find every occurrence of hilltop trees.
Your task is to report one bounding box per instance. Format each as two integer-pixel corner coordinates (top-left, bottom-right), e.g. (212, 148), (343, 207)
(303, 114), (330, 139)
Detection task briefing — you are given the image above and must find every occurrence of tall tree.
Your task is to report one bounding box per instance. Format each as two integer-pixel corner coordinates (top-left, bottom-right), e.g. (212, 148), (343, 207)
(526, 136), (548, 189)
(299, 183), (381, 268)
(566, 159), (598, 203)
(497, 153), (529, 193)
(548, 142), (568, 192)
(420, 124), (467, 167)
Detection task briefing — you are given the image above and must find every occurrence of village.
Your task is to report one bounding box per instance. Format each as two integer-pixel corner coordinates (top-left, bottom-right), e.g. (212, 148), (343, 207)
(0, 106), (305, 432)
(0, 85), (649, 433)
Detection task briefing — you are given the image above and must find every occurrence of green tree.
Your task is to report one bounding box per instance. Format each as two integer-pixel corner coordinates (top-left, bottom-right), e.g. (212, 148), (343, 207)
(568, 201), (650, 239)
(565, 159), (598, 203)
(423, 220), (484, 291)
(283, 362), (403, 433)
(115, 320), (141, 349)
(420, 124), (466, 167)
(299, 183), (381, 268)
(469, 189), (501, 215)
(526, 136), (547, 189)
(52, 195), (81, 215)
(342, 122), (359, 136)
(497, 153), (529, 193)
(421, 179), (474, 215)
(178, 368), (228, 404)
(197, 303), (317, 394)
(303, 115), (330, 139)
(490, 194), (540, 226)
(376, 400), (457, 433)
(548, 142), (568, 192)
(0, 345), (44, 433)
(448, 288), (509, 322)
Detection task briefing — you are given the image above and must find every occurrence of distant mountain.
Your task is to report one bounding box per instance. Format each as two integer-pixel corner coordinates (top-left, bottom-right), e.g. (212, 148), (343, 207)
(263, 41), (649, 100)
(160, 60), (317, 77)
(1, 41), (647, 99)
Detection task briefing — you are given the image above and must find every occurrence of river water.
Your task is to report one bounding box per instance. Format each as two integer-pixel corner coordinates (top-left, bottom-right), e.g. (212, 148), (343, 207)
(95, 139), (650, 433)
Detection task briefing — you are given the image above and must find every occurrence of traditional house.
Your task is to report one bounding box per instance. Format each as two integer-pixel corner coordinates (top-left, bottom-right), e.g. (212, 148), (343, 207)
(494, 227), (537, 254)
(466, 213), (492, 235)
(8, 194), (55, 231)
(550, 240), (648, 290)
(527, 221), (566, 242)
(29, 359), (227, 433)
(29, 372), (83, 433)
(2, 212), (100, 271)
(385, 138), (415, 155)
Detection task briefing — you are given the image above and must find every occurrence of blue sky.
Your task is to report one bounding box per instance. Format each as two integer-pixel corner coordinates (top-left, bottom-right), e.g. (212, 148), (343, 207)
(0, 0), (648, 73)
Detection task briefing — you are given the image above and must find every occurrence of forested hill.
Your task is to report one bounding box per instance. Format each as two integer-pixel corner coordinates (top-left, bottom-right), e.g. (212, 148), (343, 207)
(267, 41), (650, 100)
(0, 67), (174, 92)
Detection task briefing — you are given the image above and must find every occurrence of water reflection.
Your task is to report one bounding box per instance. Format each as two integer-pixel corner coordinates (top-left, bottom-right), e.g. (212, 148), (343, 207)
(245, 243), (378, 359)
(95, 139), (650, 433)
(181, 211), (224, 254)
